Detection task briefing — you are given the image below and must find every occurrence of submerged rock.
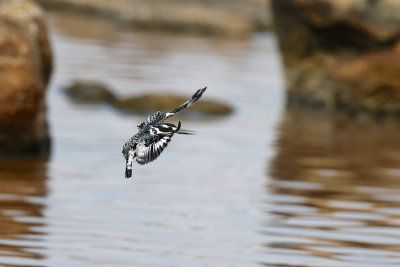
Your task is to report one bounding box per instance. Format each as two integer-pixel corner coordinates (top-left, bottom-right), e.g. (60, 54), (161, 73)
(272, 0), (400, 116)
(63, 80), (233, 116)
(0, 0), (52, 156)
(64, 80), (117, 104)
(114, 94), (233, 116)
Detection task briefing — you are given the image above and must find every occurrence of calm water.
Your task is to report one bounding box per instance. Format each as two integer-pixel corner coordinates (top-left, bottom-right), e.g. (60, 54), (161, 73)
(2, 11), (400, 267)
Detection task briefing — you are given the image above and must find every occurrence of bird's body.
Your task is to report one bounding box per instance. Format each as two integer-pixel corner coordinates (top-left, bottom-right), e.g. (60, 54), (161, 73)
(122, 87), (207, 178)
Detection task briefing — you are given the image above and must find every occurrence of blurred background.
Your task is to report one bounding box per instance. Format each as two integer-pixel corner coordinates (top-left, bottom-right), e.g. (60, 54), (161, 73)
(2, 0), (400, 266)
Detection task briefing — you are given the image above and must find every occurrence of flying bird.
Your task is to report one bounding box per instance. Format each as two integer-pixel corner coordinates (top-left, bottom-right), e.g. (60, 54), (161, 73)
(122, 87), (207, 179)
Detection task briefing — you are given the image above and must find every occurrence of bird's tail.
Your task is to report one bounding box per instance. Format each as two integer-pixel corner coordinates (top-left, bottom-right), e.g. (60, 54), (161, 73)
(177, 129), (195, 135)
(175, 121), (195, 135)
(165, 87), (207, 118)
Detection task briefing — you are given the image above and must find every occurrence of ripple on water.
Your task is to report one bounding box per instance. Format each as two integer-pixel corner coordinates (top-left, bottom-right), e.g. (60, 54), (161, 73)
(265, 106), (400, 266)
(4, 9), (400, 267)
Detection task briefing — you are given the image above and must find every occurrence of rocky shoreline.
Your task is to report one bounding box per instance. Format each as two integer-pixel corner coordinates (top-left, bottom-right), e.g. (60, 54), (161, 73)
(35, 0), (272, 37)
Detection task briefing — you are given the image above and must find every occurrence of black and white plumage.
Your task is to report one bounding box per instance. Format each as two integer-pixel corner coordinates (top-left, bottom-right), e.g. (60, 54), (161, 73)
(122, 87), (207, 179)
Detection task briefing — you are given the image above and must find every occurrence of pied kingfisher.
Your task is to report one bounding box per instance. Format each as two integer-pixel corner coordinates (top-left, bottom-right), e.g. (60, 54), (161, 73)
(122, 87), (207, 179)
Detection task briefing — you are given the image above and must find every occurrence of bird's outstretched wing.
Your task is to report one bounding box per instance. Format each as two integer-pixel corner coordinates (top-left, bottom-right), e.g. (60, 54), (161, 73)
(163, 86), (207, 120)
(136, 122), (181, 165)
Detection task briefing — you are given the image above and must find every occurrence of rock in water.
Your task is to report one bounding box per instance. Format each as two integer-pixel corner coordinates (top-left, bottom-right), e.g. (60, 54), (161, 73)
(0, 0), (52, 156)
(64, 80), (117, 104)
(114, 93), (233, 116)
(272, 0), (400, 116)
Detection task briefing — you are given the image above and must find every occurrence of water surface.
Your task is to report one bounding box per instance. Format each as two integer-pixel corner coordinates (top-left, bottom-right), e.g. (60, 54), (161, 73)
(1, 11), (400, 267)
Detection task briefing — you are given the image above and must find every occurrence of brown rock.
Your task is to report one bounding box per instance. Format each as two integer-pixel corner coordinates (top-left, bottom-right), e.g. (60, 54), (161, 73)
(114, 93), (233, 116)
(0, 0), (52, 156)
(272, 0), (400, 116)
(331, 51), (400, 113)
(35, 0), (271, 37)
(64, 80), (117, 104)
(63, 80), (233, 116)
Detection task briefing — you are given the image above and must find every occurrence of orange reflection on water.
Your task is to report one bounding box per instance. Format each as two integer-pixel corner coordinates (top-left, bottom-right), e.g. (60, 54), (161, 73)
(265, 105), (400, 266)
(0, 159), (47, 265)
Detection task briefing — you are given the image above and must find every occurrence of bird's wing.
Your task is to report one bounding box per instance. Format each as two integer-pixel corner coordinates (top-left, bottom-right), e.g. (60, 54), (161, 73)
(147, 111), (166, 124)
(162, 87), (207, 121)
(136, 134), (173, 165)
(135, 123), (180, 165)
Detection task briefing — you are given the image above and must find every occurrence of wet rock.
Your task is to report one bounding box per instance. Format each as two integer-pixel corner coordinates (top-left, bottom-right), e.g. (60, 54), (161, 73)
(272, 0), (400, 116)
(331, 50), (400, 114)
(0, 0), (52, 156)
(114, 93), (233, 116)
(63, 80), (233, 116)
(64, 80), (117, 104)
(35, 0), (271, 37)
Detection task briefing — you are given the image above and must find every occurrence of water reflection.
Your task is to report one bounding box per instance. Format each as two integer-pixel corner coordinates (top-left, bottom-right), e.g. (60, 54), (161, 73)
(0, 159), (47, 266)
(265, 105), (400, 266)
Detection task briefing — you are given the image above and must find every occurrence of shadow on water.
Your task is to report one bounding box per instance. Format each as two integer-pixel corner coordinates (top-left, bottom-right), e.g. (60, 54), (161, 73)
(264, 105), (400, 266)
(0, 159), (48, 267)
